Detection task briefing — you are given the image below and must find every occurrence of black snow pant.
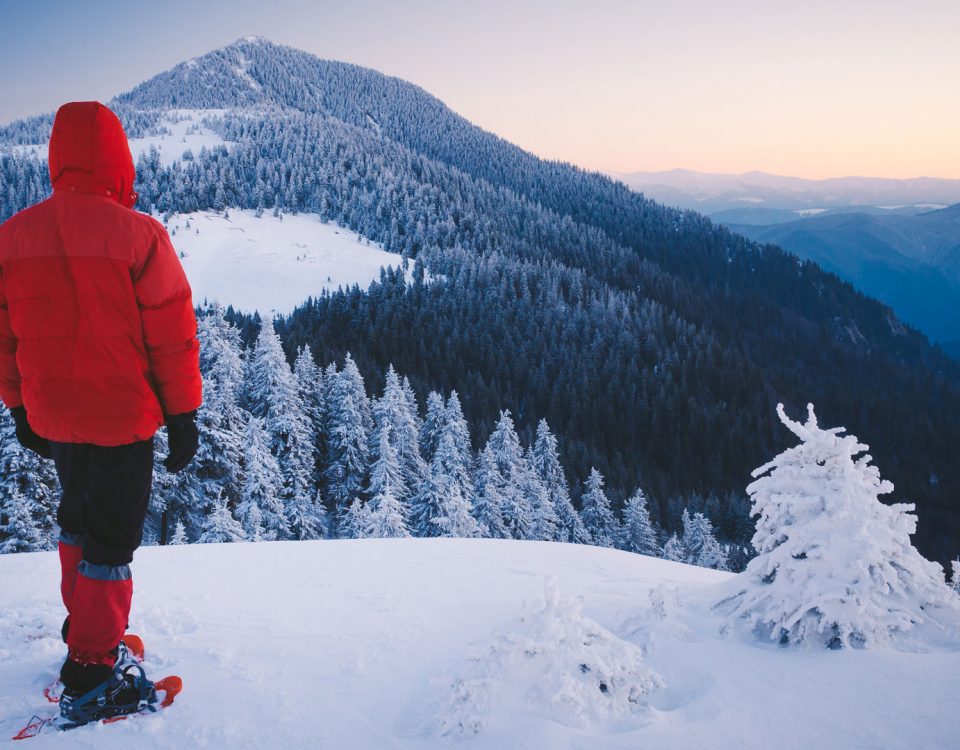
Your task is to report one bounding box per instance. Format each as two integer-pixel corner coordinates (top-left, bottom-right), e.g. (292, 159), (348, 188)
(50, 437), (154, 680)
(51, 438), (154, 566)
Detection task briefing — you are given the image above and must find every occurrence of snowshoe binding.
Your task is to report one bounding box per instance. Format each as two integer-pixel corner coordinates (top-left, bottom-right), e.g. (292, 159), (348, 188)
(58, 662), (158, 728)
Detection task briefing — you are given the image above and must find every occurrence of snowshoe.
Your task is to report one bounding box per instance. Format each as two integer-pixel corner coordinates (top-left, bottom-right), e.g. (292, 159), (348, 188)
(44, 634), (144, 704)
(58, 662), (157, 728)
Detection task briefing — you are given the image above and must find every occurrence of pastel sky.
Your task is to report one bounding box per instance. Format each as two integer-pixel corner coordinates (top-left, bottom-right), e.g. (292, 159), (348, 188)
(2, 0), (958, 179)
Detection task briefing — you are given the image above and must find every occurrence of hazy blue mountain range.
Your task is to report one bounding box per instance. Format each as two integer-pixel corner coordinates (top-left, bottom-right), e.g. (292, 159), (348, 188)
(613, 168), (960, 216)
(731, 206), (960, 349)
(2, 38), (959, 561)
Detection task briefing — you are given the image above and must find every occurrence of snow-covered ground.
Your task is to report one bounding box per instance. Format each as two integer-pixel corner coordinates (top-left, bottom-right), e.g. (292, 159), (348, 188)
(9, 109), (228, 167)
(1, 540), (956, 749)
(164, 210), (406, 314)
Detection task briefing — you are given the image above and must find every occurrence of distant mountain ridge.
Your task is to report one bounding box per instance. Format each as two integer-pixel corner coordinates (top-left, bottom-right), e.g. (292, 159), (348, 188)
(2, 37), (959, 562)
(614, 168), (960, 214)
(732, 205), (960, 346)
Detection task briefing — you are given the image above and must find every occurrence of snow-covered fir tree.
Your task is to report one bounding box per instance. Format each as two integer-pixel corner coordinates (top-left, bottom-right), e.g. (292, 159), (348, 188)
(194, 305), (246, 506)
(472, 445), (508, 539)
(340, 497), (372, 539)
(520, 448), (560, 541)
(365, 481), (410, 538)
(148, 428), (203, 544)
(427, 426), (481, 538)
(324, 355), (371, 530)
(580, 468), (618, 548)
(681, 509), (728, 570)
(365, 424), (410, 538)
(410, 394), (479, 538)
(485, 411), (533, 540)
(169, 520), (188, 545)
(0, 405), (58, 550)
(662, 534), (685, 562)
(621, 488), (660, 556)
(720, 403), (958, 648)
(198, 488), (246, 544)
(419, 391), (446, 465)
(0, 487), (43, 553)
(370, 367), (426, 502)
(237, 416), (288, 540)
(532, 420), (590, 544)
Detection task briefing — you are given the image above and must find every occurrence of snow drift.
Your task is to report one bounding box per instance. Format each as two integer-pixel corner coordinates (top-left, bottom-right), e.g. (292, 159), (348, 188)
(1, 539), (958, 749)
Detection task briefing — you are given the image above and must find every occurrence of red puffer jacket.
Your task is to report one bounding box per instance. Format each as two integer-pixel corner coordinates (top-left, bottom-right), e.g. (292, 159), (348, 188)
(0, 102), (202, 445)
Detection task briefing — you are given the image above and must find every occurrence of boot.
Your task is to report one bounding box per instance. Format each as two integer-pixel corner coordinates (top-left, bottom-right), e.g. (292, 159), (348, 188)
(59, 660), (157, 726)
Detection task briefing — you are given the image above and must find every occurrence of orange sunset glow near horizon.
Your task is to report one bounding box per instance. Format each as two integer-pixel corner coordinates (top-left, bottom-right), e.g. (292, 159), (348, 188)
(2, 0), (958, 180)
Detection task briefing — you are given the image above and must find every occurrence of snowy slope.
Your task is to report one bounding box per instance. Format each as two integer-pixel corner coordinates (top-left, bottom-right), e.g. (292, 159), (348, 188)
(164, 210), (407, 314)
(1, 540), (957, 749)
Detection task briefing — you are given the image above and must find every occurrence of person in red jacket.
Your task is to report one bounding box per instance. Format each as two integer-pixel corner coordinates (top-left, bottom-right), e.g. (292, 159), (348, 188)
(0, 101), (202, 724)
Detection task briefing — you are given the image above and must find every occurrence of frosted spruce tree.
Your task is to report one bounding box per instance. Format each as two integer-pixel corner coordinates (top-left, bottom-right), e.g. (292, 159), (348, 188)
(411, 397), (479, 538)
(324, 355), (371, 531)
(169, 520), (188, 545)
(0, 487), (43, 553)
(621, 488), (660, 556)
(0, 405), (58, 550)
(486, 411), (533, 540)
(662, 534), (685, 562)
(340, 498), (372, 539)
(198, 488), (246, 544)
(238, 416), (288, 540)
(420, 391), (446, 465)
(681, 509), (728, 570)
(472, 445), (508, 538)
(521, 447), (560, 541)
(371, 367), (427, 503)
(365, 424), (410, 537)
(532, 420), (591, 544)
(195, 305), (246, 507)
(720, 403), (957, 648)
(580, 469), (618, 548)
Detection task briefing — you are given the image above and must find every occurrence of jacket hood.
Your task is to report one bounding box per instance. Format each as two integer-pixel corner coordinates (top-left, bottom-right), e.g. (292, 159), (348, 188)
(48, 102), (137, 208)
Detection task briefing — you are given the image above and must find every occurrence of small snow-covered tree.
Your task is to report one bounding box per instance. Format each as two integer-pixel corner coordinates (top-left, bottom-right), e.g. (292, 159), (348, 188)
(340, 497), (372, 539)
(238, 416), (287, 540)
(198, 488), (246, 544)
(366, 482), (410, 538)
(325, 354), (370, 530)
(370, 367), (426, 503)
(662, 534), (685, 562)
(580, 469), (618, 548)
(532, 420), (590, 544)
(414, 418), (480, 539)
(169, 520), (188, 546)
(521, 448), (560, 541)
(486, 411), (533, 540)
(420, 391), (446, 464)
(195, 305), (246, 506)
(365, 425), (410, 538)
(681, 509), (728, 570)
(621, 488), (660, 556)
(473, 445), (508, 538)
(719, 403), (957, 648)
(0, 488), (43, 553)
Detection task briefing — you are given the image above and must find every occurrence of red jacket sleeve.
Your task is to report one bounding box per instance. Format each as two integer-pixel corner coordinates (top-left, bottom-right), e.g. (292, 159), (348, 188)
(0, 265), (23, 409)
(133, 224), (202, 417)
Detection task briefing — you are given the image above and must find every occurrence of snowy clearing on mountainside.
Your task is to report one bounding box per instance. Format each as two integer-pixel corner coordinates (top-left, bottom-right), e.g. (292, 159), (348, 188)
(1, 539), (957, 749)
(162, 209), (409, 314)
(9, 109), (228, 167)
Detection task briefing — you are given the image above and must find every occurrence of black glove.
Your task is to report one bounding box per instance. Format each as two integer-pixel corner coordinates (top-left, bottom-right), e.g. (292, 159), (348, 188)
(164, 411), (199, 473)
(10, 406), (52, 459)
